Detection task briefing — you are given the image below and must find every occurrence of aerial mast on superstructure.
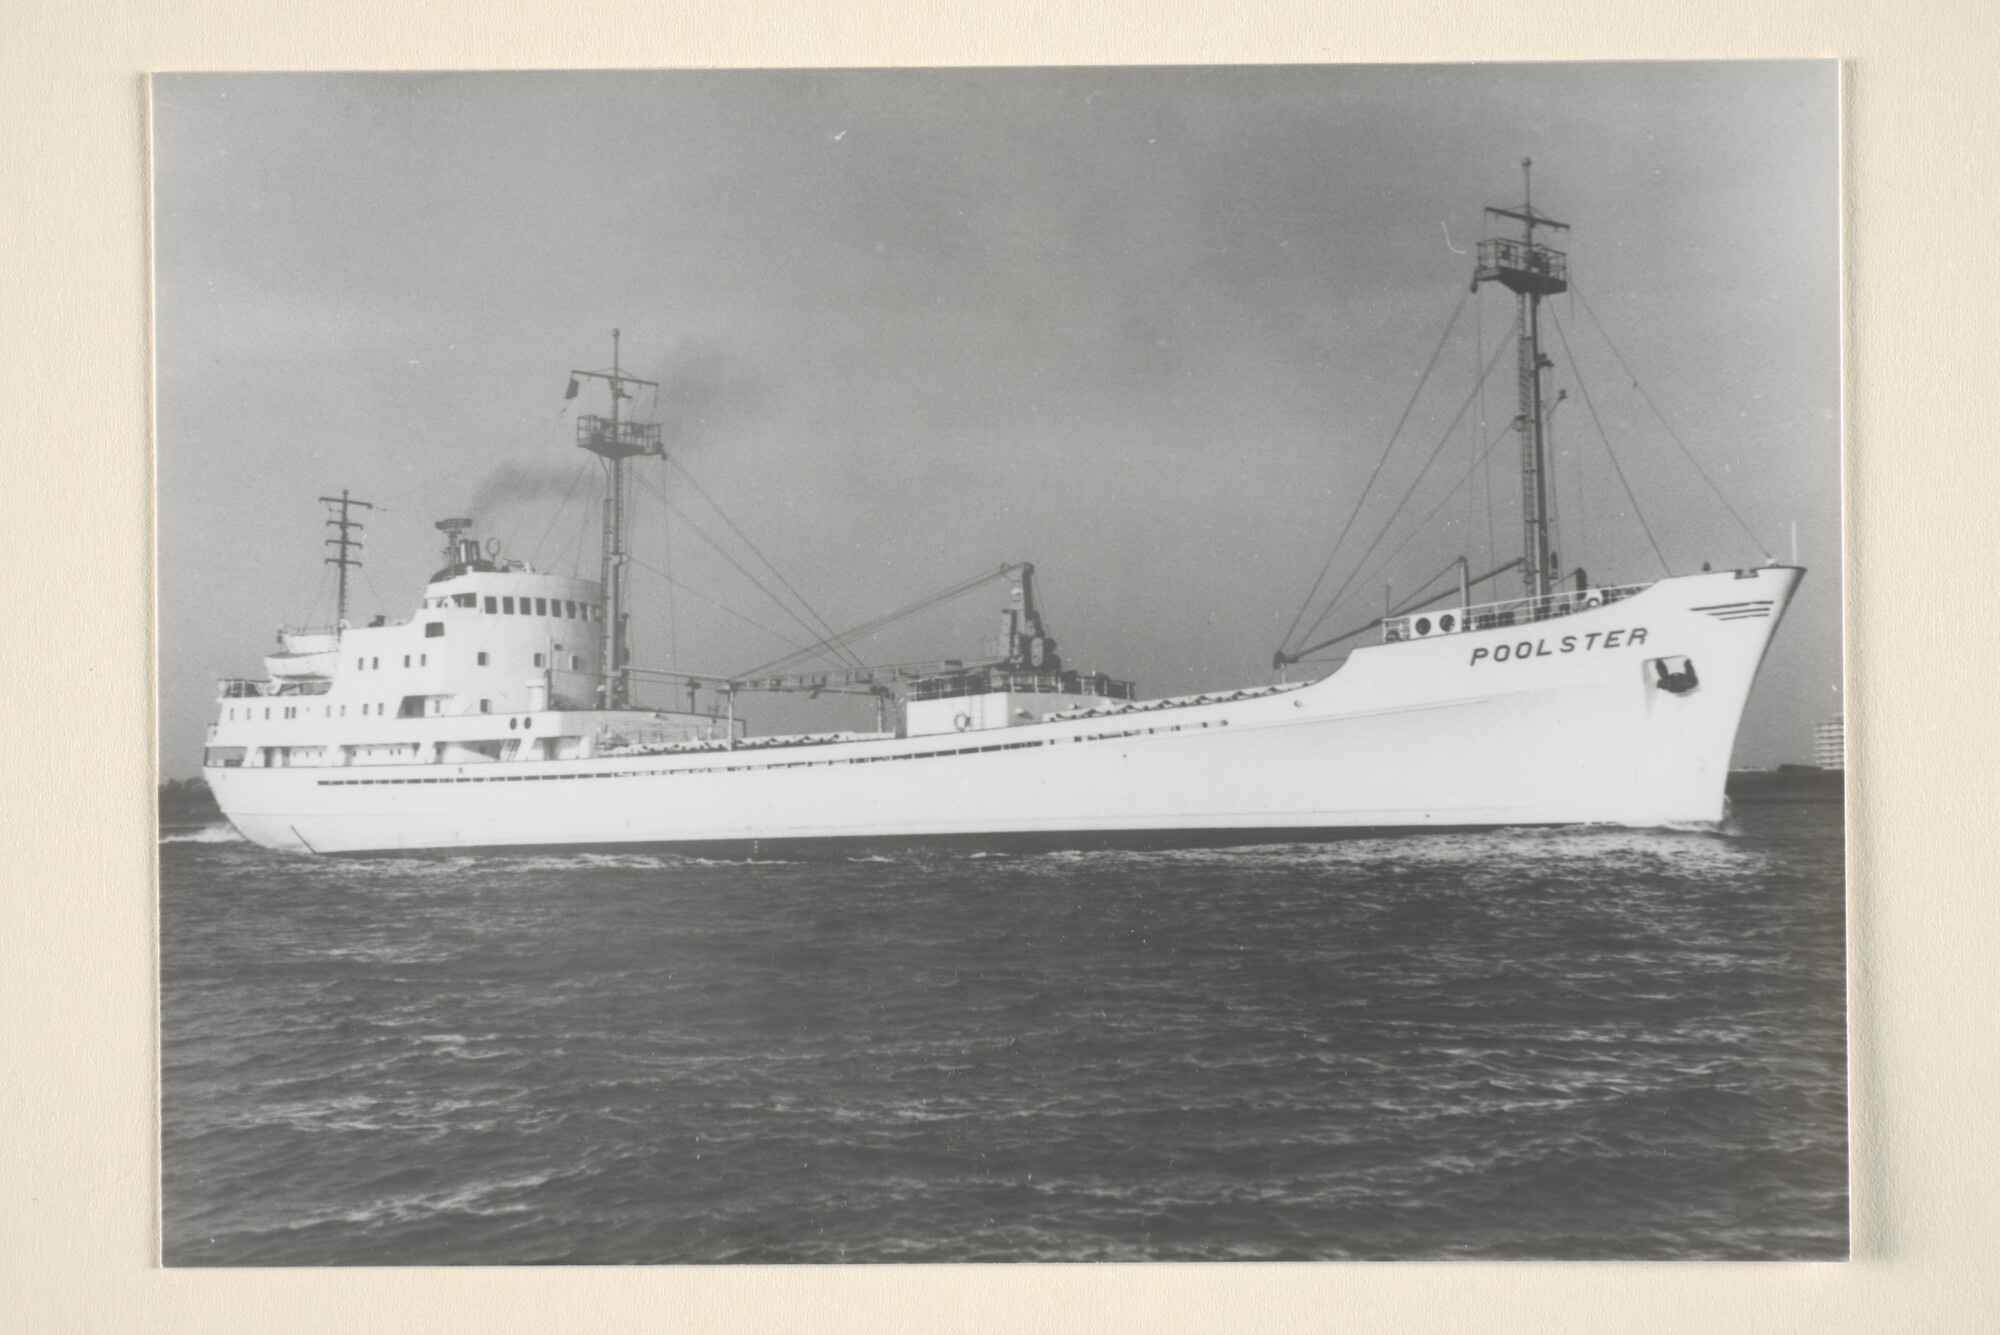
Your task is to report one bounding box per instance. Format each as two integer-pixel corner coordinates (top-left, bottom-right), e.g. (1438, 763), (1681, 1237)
(320, 489), (372, 634)
(1474, 158), (1569, 607)
(570, 330), (663, 710)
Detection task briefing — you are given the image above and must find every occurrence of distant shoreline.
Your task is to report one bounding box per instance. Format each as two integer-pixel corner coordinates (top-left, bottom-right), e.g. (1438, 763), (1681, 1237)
(1726, 766), (1845, 804)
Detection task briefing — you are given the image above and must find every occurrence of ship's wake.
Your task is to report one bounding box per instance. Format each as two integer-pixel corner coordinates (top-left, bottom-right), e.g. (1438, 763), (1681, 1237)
(160, 823), (245, 844)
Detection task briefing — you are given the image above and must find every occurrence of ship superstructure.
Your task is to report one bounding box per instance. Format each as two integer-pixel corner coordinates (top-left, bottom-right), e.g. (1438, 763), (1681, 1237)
(207, 519), (734, 777)
(203, 168), (1802, 855)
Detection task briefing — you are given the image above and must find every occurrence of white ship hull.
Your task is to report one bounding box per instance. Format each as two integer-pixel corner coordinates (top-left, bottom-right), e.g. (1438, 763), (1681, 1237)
(207, 567), (1800, 855)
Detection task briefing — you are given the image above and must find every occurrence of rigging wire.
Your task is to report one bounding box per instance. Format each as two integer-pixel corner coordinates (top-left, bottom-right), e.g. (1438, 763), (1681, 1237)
(561, 458), (606, 578)
(1278, 289), (1473, 652)
(1290, 327), (1516, 652)
(528, 455), (593, 568)
(739, 565), (1018, 681)
(1545, 391), (1562, 573)
(1545, 306), (1671, 577)
(358, 564), (389, 624)
(1476, 279), (1496, 573)
(658, 461), (678, 669)
(1290, 556), (1526, 663)
(629, 467), (864, 671)
(565, 476), (593, 576)
(625, 554), (813, 656)
(301, 560), (335, 631)
(1565, 390), (1590, 578)
(1570, 283), (1773, 560)
(662, 455), (865, 670)
(1382, 561), (1457, 618)
(1335, 416), (1519, 619)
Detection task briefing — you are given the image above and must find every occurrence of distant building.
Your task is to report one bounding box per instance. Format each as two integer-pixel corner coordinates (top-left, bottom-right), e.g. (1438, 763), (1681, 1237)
(1814, 716), (1844, 770)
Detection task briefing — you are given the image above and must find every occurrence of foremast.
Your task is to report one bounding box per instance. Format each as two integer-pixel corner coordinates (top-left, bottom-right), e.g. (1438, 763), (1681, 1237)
(1474, 158), (1570, 605)
(320, 489), (372, 636)
(570, 330), (663, 710)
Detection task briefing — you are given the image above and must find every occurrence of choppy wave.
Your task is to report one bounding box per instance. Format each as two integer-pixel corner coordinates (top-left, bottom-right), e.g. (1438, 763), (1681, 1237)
(159, 803), (1846, 1265)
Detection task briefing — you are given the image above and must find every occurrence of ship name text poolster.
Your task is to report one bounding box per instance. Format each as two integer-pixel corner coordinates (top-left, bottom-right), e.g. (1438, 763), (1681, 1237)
(1469, 627), (1649, 666)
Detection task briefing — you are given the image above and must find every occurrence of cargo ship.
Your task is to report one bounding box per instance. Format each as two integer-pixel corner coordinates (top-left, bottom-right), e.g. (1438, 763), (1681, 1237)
(201, 167), (1801, 855)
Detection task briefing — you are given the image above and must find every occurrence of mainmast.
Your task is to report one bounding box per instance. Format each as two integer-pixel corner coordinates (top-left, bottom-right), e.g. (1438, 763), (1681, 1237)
(1474, 158), (1569, 605)
(320, 489), (372, 634)
(570, 330), (662, 710)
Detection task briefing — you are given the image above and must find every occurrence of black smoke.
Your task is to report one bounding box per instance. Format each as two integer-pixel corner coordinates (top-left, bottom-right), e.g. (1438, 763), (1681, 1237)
(468, 460), (580, 516)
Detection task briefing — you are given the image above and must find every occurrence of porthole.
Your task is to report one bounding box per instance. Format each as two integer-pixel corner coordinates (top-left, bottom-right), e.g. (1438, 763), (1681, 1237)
(509, 718), (518, 730)
(1440, 613), (1456, 632)
(1415, 617), (1432, 636)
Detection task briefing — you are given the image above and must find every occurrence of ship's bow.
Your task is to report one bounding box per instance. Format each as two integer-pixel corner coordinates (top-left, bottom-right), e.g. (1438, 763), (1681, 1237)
(1623, 564), (1803, 824)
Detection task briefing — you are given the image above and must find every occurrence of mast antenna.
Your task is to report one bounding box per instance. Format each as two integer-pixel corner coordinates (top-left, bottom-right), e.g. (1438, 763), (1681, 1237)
(320, 489), (373, 633)
(1473, 157), (1569, 607)
(571, 329), (663, 710)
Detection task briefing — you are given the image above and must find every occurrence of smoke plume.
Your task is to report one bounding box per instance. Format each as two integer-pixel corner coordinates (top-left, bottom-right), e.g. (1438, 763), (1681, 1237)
(468, 460), (580, 516)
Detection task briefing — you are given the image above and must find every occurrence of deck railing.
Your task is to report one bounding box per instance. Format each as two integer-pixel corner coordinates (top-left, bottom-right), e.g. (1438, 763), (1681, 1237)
(905, 670), (1137, 703)
(1381, 581), (1653, 644)
(216, 677), (334, 698)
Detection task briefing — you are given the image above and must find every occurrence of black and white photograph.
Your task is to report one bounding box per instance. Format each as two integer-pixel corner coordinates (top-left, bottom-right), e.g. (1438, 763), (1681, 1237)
(154, 63), (1844, 1264)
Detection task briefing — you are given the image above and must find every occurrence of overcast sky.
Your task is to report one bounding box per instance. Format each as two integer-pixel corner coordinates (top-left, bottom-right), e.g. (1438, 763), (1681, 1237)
(153, 64), (1839, 778)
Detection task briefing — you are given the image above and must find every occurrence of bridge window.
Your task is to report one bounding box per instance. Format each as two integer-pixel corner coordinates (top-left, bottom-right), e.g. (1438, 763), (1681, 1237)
(454, 593), (476, 608)
(425, 622), (444, 637)
(485, 596), (496, 613)
(565, 600), (577, 618)
(535, 597), (548, 616)
(502, 597), (514, 614)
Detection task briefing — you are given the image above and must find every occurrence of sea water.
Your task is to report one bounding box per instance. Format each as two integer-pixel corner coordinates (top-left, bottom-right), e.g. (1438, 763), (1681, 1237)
(159, 804), (1846, 1263)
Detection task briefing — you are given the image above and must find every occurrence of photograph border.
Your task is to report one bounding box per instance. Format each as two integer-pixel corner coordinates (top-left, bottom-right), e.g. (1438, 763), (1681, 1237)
(2, 0), (1991, 1330)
